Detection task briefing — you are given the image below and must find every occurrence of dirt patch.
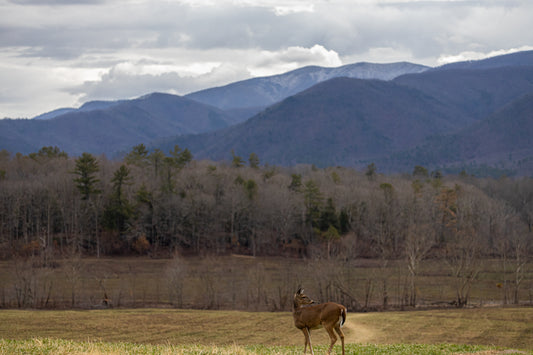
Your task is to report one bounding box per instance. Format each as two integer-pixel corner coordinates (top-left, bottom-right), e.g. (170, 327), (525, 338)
(342, 318), (377, 343)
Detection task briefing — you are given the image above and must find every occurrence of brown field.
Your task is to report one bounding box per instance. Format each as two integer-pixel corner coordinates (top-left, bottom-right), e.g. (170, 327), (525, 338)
(0, 307), (532, 351)
(0, 256), (532, 311)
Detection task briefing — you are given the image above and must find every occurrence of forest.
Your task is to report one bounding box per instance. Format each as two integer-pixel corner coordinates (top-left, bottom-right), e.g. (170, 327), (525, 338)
(0, 145), (532, 309)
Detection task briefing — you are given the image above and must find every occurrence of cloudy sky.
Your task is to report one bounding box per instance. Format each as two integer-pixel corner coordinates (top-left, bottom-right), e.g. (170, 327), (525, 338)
(1, 0), (532, 118)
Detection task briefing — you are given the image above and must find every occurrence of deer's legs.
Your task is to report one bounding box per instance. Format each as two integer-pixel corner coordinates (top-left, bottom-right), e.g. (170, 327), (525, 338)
(302, 327), (314, 355)
(325, 326), (338, 355)
(334, 325), (345, 355)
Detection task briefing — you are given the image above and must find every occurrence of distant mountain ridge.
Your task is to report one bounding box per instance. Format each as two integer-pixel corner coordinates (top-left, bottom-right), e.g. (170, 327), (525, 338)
(29, 61), (428, 122)
(153, 52), (533, 175)
(156, 77), (461, 166)
(434, 50), (533, 71)
(33, 108), (77, 120)
(386, 92), (533, 174)
(1, 50), (533, 176)
(185, 61), (429, 112)
(395, 65), (533, 123)
(0, 93), (234, 155)
(32, 100), (124, 120)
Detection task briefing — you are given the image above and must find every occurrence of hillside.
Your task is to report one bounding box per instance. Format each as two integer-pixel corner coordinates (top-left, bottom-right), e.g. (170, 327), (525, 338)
(394, 65), (533, 123)
(32, 100), (125, 120)
(185, 61), (428, 112)
(157, 77), (459, 167)
(185, 51), (533, 115)
(435, 49), (533, 70)
(0, 93), (234, 155)
(2, 50), (533, 174)
(386, 92), (533, 175)
(156, 65), (533, 172)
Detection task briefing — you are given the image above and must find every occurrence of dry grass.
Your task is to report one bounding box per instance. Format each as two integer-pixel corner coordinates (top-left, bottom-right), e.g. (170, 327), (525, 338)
(0, 339), (527, 355)
(1, 256), (532, 310)
(349, 307), (533, 350)
(0, 338), (258, 355)
(0, 307), (532, 351)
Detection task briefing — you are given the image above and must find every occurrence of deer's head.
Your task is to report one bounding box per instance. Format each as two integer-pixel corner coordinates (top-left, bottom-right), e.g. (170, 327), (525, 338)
(294, 288), (315, 309)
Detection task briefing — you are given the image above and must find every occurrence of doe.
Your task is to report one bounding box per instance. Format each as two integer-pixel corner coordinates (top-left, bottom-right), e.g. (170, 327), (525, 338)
(292, 287), (346, 355)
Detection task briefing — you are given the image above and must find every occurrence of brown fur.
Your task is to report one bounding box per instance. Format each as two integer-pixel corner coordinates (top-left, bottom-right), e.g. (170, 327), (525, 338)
(292, 288), (346, 355)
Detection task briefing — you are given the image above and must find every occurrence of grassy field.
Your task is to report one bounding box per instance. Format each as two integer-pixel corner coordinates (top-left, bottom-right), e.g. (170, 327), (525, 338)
(0, 338), (516, 355)
(1, 256), (532, 310)
(0, 307), (532, 354)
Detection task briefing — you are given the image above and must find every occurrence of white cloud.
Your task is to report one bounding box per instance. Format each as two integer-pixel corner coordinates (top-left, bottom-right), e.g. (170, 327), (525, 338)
(353, 47), (416, 64)
(272, 3), (314, 16)
(0, 57), (86, 118)
(66, 57), (253, 104)
(176, 0), (316, 15)
(67, 44), (342, 103)
(250, 45), (342, 76)
(110, 60), (221, 78)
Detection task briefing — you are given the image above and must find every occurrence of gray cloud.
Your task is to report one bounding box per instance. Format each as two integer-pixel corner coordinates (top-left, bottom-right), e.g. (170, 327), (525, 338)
(1, 0), (532, 118)
(8, 0), (106, 5)
(67, 61), (253, 103)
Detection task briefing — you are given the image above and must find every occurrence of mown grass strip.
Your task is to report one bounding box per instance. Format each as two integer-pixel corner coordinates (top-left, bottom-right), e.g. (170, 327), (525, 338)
(0, 338), (523, 355)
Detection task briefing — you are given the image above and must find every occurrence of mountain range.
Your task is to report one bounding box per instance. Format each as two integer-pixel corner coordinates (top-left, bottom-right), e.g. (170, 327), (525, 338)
(1, 50), (533, 176)
(158, 77), (460, 167)
(157, 62), (533, 174)
(0, 93), (235, 155)
(185, 61), (429, 119)
(0, 60), (429, 156)
(383, 92), (533, 174)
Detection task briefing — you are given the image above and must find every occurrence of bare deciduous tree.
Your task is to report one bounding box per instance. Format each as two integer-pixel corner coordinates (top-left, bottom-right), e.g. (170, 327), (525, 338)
(166, 256), (188, 308)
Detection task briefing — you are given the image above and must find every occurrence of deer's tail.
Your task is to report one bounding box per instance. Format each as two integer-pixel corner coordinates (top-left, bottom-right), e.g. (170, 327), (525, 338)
(340, 307), (347, 327)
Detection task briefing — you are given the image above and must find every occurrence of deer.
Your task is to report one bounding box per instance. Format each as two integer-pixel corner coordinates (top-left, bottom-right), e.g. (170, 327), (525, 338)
(292, 287), (347, 355)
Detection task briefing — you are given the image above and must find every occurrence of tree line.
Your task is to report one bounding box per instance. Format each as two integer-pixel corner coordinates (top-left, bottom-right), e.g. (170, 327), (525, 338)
(0, 145), (532, 306)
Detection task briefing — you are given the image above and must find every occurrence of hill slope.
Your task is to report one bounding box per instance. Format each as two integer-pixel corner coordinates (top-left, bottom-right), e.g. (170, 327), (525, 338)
(2, 50), (533, 174)
(0, 93), (234, 155)
(388, 93), (533, 174)
(32, 100), (124, 120)
(394, 65), (533, 123)
(186, 62), (428, 113)
(157, 77), (459, 167)
(435, 49), (533, 70)
(156, 65), (533, 172)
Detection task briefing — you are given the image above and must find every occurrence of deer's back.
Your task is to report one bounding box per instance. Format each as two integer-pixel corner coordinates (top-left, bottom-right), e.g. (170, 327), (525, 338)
(294, 302), (345, 330)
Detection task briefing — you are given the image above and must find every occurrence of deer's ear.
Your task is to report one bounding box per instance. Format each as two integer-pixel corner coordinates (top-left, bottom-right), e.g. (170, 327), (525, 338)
(297, 287), (304, 294)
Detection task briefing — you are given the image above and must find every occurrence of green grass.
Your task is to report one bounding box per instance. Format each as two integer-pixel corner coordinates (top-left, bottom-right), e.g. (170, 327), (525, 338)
(0, 308), (532, 354)
(0, 338), (521, 355)
(0, 338), (253, 355)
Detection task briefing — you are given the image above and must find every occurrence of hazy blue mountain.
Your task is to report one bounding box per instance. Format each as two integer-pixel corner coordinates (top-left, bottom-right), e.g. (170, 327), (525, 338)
(153, 63), (533, 173)
(155, 77), (460, 167)
(33, 108), (77, 120)
(78, 100), (122, 111)
(384, 93), (533, 175)
(3, 50), (533, 176)
(395, 66), (533, 123)
(434, 50), (533, 71)
(185, 62), (429, 114)
(32, 100), (123, 120)
(0, 93), (235, 155)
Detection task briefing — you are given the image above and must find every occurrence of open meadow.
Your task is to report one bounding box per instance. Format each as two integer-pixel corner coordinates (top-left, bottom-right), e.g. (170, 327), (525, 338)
(1, 256), (532, 353)
(1, 256), (532, 310)
(0, 307), (532, 354)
